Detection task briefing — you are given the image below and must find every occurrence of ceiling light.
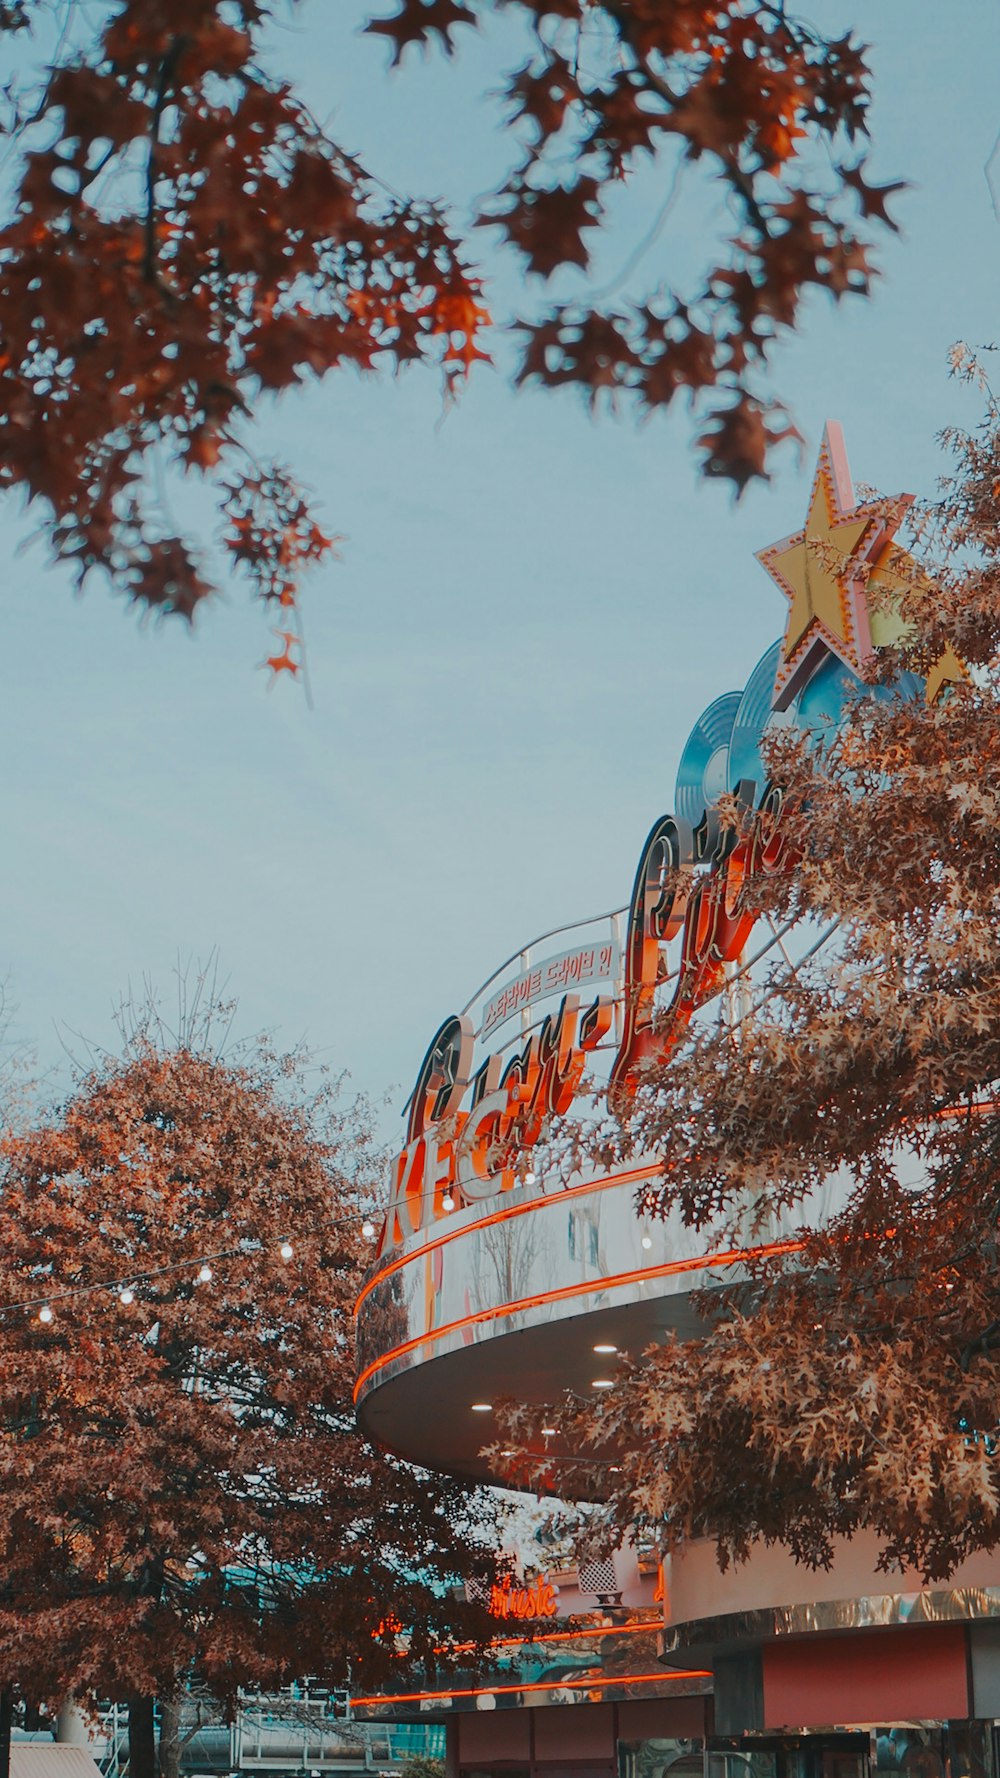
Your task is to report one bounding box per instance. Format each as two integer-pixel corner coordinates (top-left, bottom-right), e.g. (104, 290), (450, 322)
(471, 1402), (493, 1413)
(541, 1426), (556, 1436)
(592, 1378), (614, 1390)
(593, 1343), (618, 1354)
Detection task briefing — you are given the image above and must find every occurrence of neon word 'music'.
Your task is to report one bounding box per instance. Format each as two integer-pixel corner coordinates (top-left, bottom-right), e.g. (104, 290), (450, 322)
(489, 1576), (558, 1621)
(377, 777), (792, 1257)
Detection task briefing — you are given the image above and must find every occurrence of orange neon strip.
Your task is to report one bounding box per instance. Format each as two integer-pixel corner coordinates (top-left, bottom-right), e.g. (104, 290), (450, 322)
(358, 1100), (1000, 1320)
(445, 1618), (662, 1655)
(353, 1236), (803, 1403)
(354, 1162), (663, 1318)
(349, 1668), (710, 1709)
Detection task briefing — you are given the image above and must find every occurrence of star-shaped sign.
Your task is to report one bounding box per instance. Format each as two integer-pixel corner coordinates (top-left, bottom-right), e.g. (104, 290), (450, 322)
(757, 423), (912, 711)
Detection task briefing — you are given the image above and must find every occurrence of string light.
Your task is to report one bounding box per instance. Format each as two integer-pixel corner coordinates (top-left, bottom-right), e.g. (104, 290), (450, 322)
(641, 1233), (653, 1251)
(524, 1171), (536, 1186)
(0, 1162), (574, 1323)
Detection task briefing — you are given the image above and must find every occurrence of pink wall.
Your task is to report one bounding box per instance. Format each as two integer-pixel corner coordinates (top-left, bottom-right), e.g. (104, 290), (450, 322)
(762, 1626), (969, 1728)
(533, 1702), (615, 1759)
(667, 1531), (1000, 1625)
(617, 1697), (708, 1738)
(457, 1709), (531, 1760)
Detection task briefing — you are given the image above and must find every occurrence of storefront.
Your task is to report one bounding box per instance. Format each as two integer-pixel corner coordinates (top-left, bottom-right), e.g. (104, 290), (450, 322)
(353, 427), (998, 1766)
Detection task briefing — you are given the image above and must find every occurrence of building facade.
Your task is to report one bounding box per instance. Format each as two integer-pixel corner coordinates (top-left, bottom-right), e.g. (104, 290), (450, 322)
(354, 429), (1000, 1778)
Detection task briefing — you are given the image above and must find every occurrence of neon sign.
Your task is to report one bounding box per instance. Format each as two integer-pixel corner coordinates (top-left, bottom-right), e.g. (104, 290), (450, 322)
(376, 425), (962, 1259)
(488, 1576), (558, 1621)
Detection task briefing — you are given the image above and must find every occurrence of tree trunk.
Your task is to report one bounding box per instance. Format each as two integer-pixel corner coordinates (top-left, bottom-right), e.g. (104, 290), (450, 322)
(157, 1697), (181, 1778)
(0, 1689), (13, 1778)
(55, 1701), (90, 1747)
(128, 1696), (157, 1778)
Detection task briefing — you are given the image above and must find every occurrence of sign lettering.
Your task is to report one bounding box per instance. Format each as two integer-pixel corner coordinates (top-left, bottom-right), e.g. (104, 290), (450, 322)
(489, 1576), (558, 1621)
(482, 941), (619, 1038)
(377, 780), (792, 1257)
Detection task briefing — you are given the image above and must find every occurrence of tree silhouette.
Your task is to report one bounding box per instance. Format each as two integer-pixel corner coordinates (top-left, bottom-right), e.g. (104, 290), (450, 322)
(0, 1021), (498, 1778)
(0, 2), (902, 645)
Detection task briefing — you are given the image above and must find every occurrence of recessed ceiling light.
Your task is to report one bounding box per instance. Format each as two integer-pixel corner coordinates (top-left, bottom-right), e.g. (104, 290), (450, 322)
(592, 1378), (614, 1389)
(471, 1402), (493, 1412)
(593, 1342), (618, 1354)
(541, 1425), (556, 1436)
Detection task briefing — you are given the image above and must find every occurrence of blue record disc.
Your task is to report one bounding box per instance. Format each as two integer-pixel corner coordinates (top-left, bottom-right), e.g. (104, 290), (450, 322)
(675, 691), (741, 827)
(727, 640), (926, 799)
(795, 653), (925, 744)
(726, 640), (783, 800)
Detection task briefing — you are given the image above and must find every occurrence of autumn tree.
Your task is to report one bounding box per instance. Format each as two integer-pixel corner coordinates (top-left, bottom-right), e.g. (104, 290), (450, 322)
(0, 1013), (499, 1778)
(0, 1), (901, 650)
(498, 378), (1000, 1584)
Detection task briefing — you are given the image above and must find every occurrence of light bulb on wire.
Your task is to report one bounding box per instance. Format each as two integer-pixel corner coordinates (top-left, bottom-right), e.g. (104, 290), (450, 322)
(38, 1305), (53, 1324)
(197, 1264), (213, 1284)
(279, 1241), (294, 1262)
(641, 1233), (653, 1251)
(119, 1287), (135, 1306)
(441, 1192), (455, 1212)
(362, 1219), (376, 1240)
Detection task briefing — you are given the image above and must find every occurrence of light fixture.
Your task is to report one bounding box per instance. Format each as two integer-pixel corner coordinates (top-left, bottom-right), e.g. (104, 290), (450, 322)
(641, 1234), (653, 1250)
(541, 1425), (556, 1436)
(279, 1241), (294, 1262)
(524, 1171), (536, 1186)
(38, 1304), (53, 1324)
(593, 1342), (618, 1354)
(362, 1219), (376, 1239)
(197, 1264), (213, 1283)
(442, 1192), (456, 1211)
(119, 1287), (135, 1306)
(592, 1378), (614, 1390)
(471, 1402), (493, 1413)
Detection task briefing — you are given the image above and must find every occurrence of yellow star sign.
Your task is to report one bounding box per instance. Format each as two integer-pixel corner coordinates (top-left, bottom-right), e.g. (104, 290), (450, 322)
(861, 533), (967, 705)
(757, 422), (913, 711)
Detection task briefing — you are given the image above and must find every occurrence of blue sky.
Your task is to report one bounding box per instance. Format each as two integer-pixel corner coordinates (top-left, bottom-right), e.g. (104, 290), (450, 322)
(2, 1), (998, 1133)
